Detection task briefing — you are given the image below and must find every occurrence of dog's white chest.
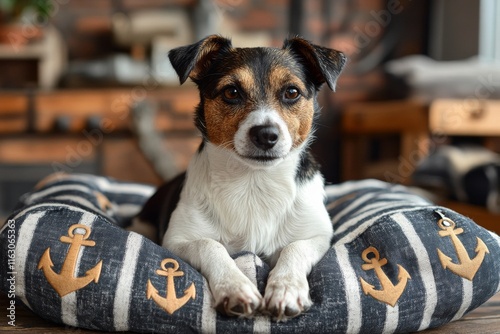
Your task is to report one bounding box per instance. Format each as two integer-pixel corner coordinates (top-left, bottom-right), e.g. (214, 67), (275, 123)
(181, 144), (304, 258)
(209, 168), (296, 256)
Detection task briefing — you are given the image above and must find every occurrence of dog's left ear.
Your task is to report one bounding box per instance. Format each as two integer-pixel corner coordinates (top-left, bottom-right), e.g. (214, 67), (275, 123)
(283, 37), (346, 91)
(169, 35), (233, 84)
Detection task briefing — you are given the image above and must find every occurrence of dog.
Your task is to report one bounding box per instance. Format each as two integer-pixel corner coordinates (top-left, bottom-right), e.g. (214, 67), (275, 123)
(136, 35), (346, 321)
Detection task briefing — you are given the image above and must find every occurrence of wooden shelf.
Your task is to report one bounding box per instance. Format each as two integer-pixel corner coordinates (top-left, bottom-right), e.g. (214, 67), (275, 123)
(0, 88), (200, 194)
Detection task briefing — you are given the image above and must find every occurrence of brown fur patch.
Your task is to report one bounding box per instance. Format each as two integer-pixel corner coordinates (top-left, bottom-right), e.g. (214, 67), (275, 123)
(215, 66), (255, 93)
(205, 66), (256, 147)
(267, 66), (314, 148)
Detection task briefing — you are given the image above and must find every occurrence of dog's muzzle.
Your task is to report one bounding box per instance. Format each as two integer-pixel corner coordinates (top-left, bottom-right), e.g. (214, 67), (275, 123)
(249, 125), (279, 150)
(234, 109), (293, 165)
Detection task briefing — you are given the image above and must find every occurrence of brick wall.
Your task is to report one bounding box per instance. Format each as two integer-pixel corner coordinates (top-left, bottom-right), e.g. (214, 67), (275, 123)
(51, 0), (193, 60)
(50, 0), (290, 60)
(51, 0), (427, 82)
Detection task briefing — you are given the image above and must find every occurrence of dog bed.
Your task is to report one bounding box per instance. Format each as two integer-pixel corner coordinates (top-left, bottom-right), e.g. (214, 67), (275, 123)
(1, 173), (499, 333)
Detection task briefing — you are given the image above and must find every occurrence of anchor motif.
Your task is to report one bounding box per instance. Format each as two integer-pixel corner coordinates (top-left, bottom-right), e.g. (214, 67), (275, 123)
(147, 258), (196, 314)
(359, 246), (411, 307)
(435, 211), (489, 280)
(38, 224), (103, 297)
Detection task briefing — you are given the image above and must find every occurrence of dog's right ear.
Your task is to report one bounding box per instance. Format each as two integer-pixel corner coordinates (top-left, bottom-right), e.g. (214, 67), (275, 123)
(168, 35), (233, 84)
(283, 37), (346, 91)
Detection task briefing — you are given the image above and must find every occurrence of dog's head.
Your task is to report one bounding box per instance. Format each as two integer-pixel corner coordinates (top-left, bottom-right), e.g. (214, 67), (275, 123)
(169, 35), (346, 167)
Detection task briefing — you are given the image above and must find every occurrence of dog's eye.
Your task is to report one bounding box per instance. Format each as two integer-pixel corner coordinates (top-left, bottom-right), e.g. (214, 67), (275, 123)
(284, 87), (300, 101)
(223, 86), (240, 102)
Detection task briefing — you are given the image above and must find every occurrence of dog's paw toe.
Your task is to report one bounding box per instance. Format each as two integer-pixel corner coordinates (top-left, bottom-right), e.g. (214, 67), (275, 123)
(215, 296), (261, 317)
(264, 275), (312, 322)
(212, 278), (262, 318)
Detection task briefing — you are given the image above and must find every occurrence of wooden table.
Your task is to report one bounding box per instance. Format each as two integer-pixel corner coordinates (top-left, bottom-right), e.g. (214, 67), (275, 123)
(341, 99), (500, 236)
(341, 99), (500, 185)
(1, 292), (499, 333)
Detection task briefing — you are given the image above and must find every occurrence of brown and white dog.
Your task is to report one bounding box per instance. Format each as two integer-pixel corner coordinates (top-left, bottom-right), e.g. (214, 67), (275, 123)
(136, 35), (346, 321)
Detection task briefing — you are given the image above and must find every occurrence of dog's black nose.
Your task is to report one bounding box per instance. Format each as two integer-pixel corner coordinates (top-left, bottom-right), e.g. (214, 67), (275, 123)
(249, 125), (279, 150)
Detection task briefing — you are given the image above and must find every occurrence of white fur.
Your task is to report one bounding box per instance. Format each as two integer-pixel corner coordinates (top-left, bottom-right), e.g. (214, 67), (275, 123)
(162, 110), (333, 321)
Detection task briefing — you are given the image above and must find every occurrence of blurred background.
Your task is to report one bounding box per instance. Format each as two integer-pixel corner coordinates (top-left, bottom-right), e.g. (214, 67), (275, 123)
(1, 0), (500, 231)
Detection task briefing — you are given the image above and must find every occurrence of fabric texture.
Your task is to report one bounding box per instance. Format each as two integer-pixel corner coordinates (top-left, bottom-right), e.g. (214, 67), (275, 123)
(1, 174), (500, 333)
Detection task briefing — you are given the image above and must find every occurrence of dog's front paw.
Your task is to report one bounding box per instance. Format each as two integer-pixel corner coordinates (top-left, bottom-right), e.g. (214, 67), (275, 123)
(211, 273), (262, 318)
(264, 273), (312, 321)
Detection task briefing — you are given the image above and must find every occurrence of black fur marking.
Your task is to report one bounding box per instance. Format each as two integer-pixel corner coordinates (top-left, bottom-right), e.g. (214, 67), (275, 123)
(295, 150), (320, 183)
(137, 172), (186, 239)
(283, 37), (346, 91)
(194, 100), (208, 139)
(168, 35), (233, 85)
(197, 140), (206, 153)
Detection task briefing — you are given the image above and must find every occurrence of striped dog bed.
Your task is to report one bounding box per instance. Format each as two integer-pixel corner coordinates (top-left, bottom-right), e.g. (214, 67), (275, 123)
(1, 174), (499, 333)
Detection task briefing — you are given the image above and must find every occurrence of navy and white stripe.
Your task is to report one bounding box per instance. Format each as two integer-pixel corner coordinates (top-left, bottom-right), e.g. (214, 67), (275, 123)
(113, 232), (143, 331)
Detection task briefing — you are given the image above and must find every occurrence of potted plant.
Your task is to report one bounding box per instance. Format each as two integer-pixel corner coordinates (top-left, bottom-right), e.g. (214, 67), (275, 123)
(0, 0), (53, 44)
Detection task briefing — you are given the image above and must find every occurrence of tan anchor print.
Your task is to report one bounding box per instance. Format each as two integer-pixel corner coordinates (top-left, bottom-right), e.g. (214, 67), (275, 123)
(359, 246), (411, 307)
(435, 210), (489, 280)
(38, 224), (103, 297)
(147, 258), (196, 314)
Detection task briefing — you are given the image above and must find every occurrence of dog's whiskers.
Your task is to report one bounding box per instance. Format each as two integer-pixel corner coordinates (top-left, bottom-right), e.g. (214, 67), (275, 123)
(214, 140), (246, 171)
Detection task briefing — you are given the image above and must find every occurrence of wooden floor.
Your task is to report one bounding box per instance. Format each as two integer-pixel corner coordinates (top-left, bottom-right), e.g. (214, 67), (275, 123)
(1, 292), (499, 333)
